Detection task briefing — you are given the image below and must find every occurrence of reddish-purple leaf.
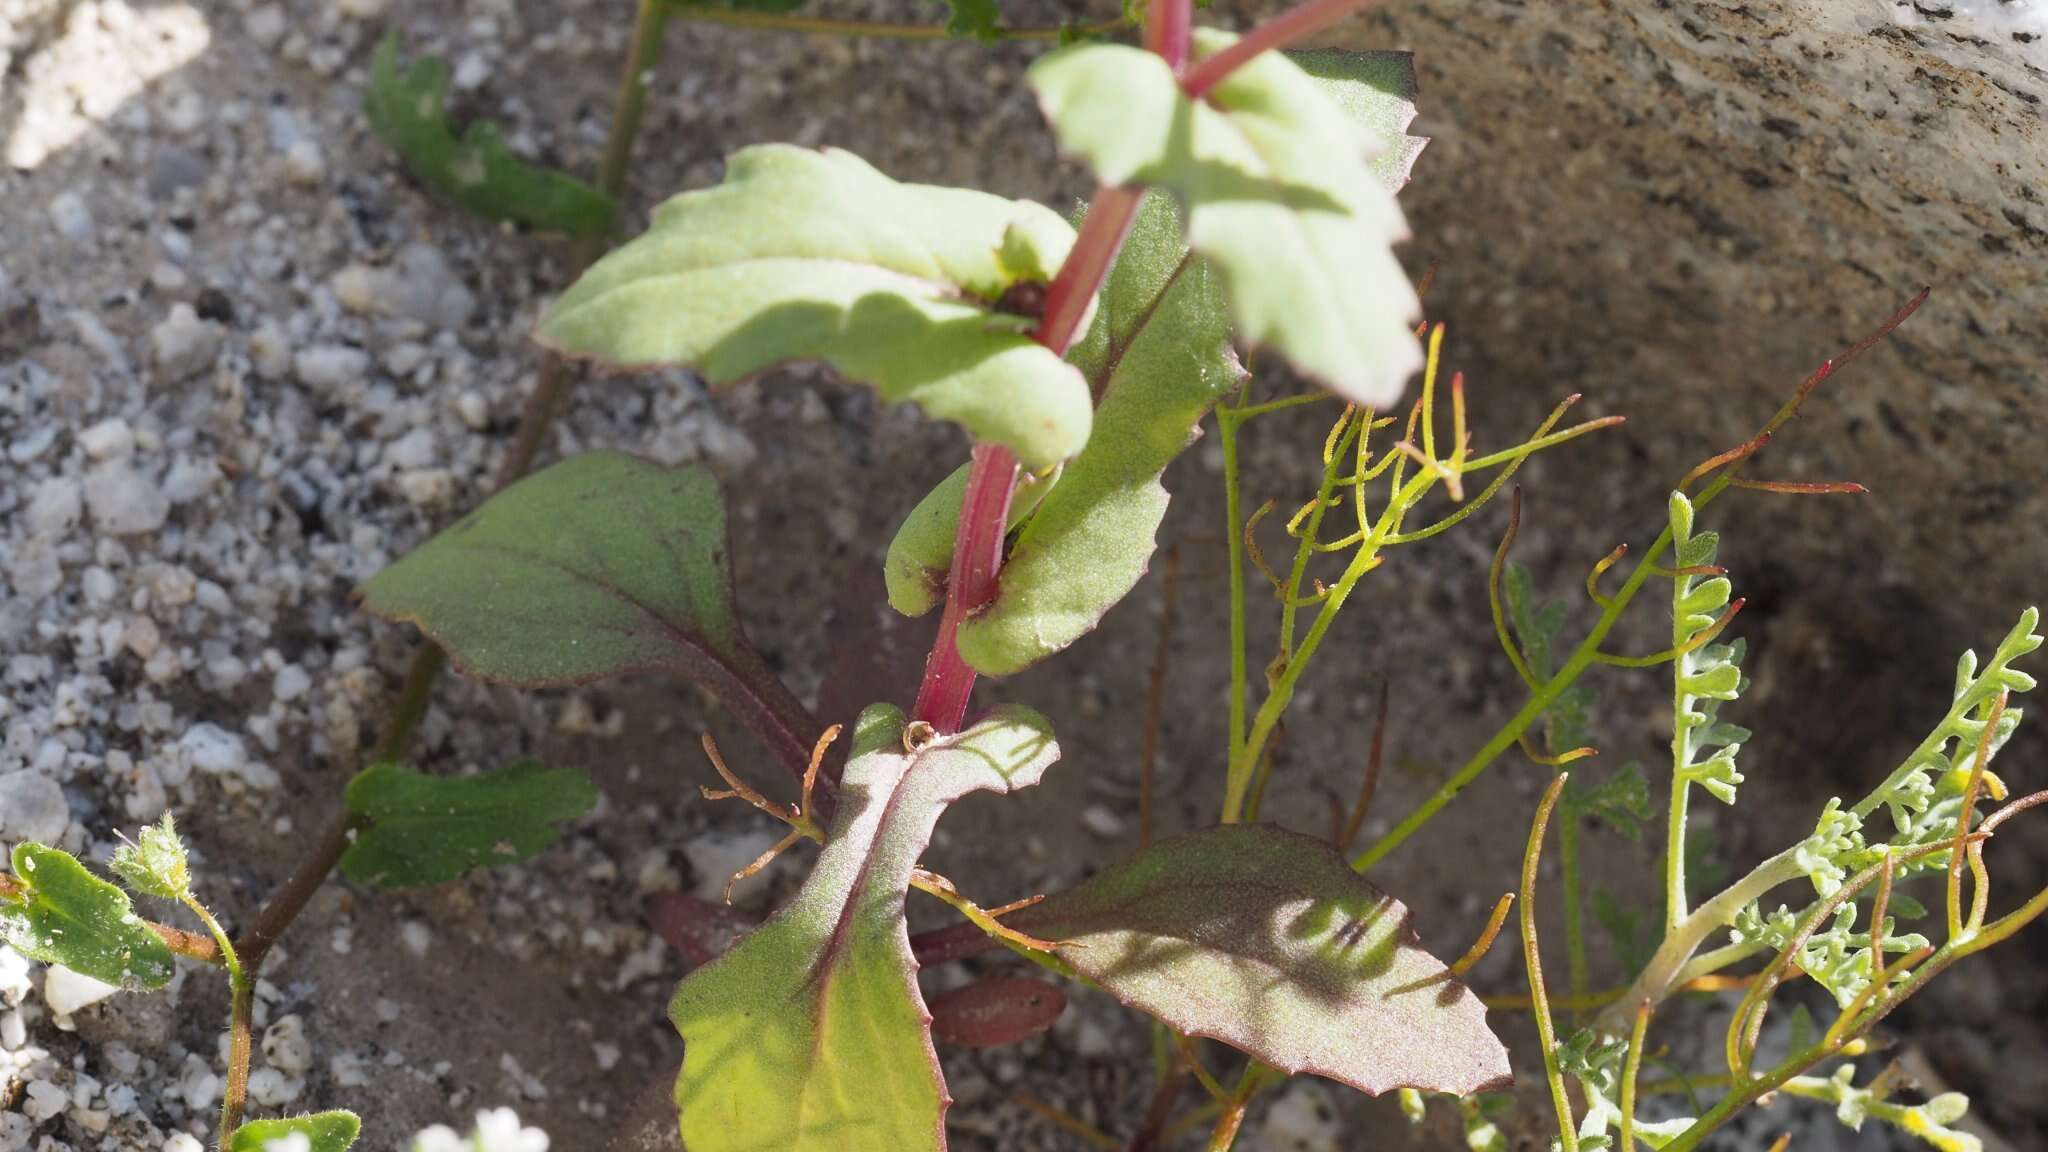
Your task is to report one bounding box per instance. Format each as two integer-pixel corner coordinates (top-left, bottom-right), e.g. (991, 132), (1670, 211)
(1008, 825), (1511, 1097)
(928, 977), (1067, 1049)
(647, 892), (762, 971)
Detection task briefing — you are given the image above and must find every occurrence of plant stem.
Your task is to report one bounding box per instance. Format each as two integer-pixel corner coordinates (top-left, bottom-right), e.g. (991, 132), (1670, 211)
(1144, 0), (1191, 69)
(1353, 523), (1676, 871)
(1664, 562), (1693, 932)
(912, 444), (1020, 730)
(182, 895), (246, 1145)
(1594, 847), (1804, 1035)
(1181, 0), (1376, 98)
(911, 184), (1145, 731)
(1523, 774), (1578, 1152)
(1127, 1045), (1193, 1152)
(232, 812), (368, 971)
(1205, 1071), (1263, 1152)
(1222, 475), (1414, 821)
(1041, 185), (1145, 354)
(1561, 814), (1589, 1006)
(666, 6), (1120, 41)
(1220, 407), (1251, 773)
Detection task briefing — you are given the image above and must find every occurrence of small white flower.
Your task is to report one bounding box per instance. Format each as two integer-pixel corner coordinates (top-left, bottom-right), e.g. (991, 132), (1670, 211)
(409, 1108), (548, 1152)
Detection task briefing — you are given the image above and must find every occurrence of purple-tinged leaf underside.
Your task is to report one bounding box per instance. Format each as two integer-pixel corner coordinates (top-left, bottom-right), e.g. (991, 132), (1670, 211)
(928, 977), (1067, 1049)
(1012, 825), (1512, 1097)
(357, 451), (820, 777)
(668, 704), (1060, 1152)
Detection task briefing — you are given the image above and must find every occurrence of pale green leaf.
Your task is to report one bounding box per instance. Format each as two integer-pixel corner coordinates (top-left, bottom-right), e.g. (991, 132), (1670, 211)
(1029, 31), (1421, 406)
(230, 1111), (361, 1152)
(1012, 825), (1510, 1095)
(340, 762), (598, 888)
(1289, 49), (1428, 191)
(0, 843), (175, 990)
(882, 462), (1060, 617)
(671, 704), (1059, 1151)
(366, 38), (615, 237)
(537, 145), (1092, 468)
(359, 452), (820, 773)
(957, 191), (1243, 674)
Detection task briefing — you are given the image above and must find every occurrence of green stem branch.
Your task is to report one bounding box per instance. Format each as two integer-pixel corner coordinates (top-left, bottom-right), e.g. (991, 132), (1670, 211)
(1595, 848), (1805, 1035)
(183, 895), (247, 1146)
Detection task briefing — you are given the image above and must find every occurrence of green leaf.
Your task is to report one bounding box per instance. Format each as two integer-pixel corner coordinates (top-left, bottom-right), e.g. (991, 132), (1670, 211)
(1668, 492), (1748, 808)
(230, 1111), (361, 1152)
(1029, 31), (1421, 406)
(940, 0), (999, 40)
(882, 462), (1061, 617)
(110, 813), (191, 901)
(956, 191), (1243, 674)
(365, 38), (615, 237)
(0, 843), (175, 990)
(1592, 888), (1656, 975)
(1288, 49), (1428, 192)
(536, 145), (1092, 469)
(1012, 825), (1510, 1096)
(1562, 763), (1653, 842)
(339, 762), (598, 888)
(671, 704), (1059, 1151)
(359, 452), (820, 773)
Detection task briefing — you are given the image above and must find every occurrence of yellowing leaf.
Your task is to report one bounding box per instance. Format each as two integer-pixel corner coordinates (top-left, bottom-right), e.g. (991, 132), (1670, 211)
(670, 704), (1059, 1151)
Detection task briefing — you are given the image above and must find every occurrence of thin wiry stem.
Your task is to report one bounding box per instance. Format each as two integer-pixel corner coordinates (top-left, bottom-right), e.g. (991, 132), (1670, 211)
(1523, 774), (1578, 1152)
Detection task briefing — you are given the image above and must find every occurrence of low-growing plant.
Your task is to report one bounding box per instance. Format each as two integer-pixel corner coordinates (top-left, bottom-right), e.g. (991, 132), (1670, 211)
(8, 0), (2045, 1150)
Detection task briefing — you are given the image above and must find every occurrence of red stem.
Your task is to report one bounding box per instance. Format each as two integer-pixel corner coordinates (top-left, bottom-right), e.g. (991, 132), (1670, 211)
(908, 186), (1148, 732)
(911, 442), (1021, 730)
(1037, 184), (1145, 356)
(1181, 0), (1375, 98)
(908, 0), (1195, 732)
(1144, 0), (1193, 71)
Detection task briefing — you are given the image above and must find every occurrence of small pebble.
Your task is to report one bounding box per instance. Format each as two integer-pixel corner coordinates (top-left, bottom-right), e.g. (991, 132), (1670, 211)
(294, 345), (370, 393)
(42, 966), (120, 1018)
(78, 417), (136, 460)
(150, 303), (224, 382)
(1079, 804), (1126, 838)
(284, 139), (325, 185)
(0, 772), (70, 844)
(48, 192), (94, 241)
